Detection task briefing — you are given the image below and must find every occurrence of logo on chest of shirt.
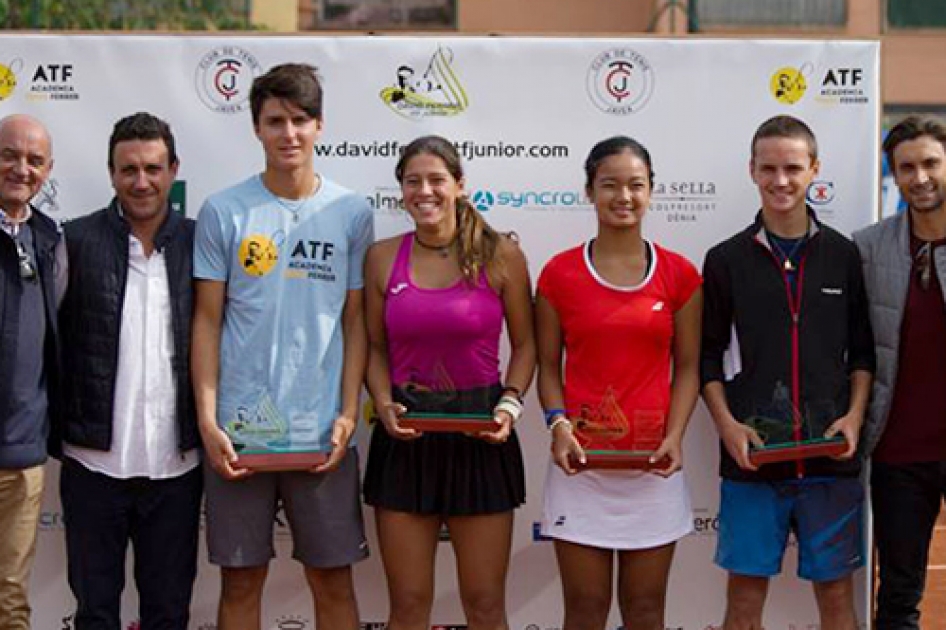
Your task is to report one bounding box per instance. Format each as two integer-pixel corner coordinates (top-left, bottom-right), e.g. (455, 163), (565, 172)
(284, 239), (338, 283)
(238, 234), (280, 277)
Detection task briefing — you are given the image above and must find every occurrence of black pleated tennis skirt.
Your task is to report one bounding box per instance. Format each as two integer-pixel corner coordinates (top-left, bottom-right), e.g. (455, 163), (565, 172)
(363, 384), (526, 516)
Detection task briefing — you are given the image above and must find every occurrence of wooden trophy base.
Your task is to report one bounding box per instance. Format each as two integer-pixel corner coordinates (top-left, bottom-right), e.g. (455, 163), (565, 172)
(748, 437), (847, 466)
(400, 413), (496, 433)
(235, 450), (329, 472)
(580, 450), (669, 470)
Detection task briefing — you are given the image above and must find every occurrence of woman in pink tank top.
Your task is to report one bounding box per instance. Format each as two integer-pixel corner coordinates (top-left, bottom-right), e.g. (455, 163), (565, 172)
(363, 135), (535, 630)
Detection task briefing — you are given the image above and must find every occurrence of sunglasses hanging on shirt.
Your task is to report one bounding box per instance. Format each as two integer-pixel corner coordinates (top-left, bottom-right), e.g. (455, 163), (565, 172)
(15, 239), (37, 282)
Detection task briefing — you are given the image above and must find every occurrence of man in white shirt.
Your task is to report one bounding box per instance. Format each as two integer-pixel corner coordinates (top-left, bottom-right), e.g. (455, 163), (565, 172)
(57, 112), (201, 630)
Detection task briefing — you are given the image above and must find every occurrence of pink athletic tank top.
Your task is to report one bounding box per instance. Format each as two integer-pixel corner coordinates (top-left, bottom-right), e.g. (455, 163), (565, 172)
(384, 233), (503, 391)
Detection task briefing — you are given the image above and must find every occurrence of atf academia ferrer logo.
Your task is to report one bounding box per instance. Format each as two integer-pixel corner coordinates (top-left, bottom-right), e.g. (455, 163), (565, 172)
(195, 46), (262, 114)
(0, 57), (23, 102)
(238, 234), (280, 277)
(27, 63), (80, 102)
(586, 48), (655, 116)
(470, 189), (586, 213)
(379, 46), (469, 120)
(816, 67), (869, 106)
(770, 63), (812, 105)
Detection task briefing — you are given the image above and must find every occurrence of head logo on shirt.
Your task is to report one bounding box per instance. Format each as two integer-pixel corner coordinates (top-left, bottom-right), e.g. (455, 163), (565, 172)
(238, 234), (279, 277)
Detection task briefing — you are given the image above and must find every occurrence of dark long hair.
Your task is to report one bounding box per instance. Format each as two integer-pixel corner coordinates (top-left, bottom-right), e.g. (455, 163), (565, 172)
(396, 135), (505, 283)
(584, 135), (654, 191)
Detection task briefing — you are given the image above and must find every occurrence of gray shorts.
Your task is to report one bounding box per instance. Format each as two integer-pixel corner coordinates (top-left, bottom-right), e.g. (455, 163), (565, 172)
(204, 448), (368, 569)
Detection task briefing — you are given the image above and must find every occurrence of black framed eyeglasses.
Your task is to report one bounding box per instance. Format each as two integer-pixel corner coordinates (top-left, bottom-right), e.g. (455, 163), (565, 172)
(915, 242), (932, 291)
(15, 239), (36, 282)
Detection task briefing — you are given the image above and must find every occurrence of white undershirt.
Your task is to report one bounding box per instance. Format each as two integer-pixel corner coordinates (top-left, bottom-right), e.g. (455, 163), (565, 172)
(64, 234), (199, 479)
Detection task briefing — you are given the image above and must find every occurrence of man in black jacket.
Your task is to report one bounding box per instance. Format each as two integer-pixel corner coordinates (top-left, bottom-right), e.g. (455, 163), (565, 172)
(701, 115), (874, 630)
(0, 114), (63, 630)
(58, 112), (201, 630)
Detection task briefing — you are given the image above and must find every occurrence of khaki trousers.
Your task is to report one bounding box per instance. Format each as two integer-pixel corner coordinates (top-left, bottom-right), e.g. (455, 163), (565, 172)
(0, 465), (44, 630)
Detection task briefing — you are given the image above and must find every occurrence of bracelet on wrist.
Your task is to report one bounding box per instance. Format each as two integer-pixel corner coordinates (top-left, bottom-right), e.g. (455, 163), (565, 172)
(549, 416), (573, 433)
(502, 385), (523, 403)
(543, 408), (566, 427)
(494, 395), (524, 424)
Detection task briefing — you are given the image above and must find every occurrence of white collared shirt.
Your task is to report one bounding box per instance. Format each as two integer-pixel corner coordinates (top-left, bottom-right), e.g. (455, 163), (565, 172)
(65, 234), (199, 479)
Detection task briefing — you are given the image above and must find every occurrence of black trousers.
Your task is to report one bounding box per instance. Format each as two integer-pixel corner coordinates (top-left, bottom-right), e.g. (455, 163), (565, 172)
(871, 460), (946, 630)
(60, 457), (203, 630)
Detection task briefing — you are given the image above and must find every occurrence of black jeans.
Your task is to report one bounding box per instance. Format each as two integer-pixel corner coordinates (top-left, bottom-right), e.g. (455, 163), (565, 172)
(871, 460), (946, 630)
(60, 457), (203, 630)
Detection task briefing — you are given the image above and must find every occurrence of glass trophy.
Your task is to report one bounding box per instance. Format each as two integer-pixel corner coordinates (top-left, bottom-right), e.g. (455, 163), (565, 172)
(396, 382), (497, 433)
(572, 388), (669, 470)
(225, 394), (328, 471)
(745, 383), (847, 466)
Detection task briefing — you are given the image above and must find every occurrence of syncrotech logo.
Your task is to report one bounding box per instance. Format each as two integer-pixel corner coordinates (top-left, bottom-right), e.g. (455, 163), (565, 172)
(586, 48), (655, 115)
(379, 46), (468, 120)
(770, 63), (811, 105)
(0, 57), (23, 102)
(470, 190), (495, 212)
(469, 189), (587, 212)
(195, 46), (262, 114)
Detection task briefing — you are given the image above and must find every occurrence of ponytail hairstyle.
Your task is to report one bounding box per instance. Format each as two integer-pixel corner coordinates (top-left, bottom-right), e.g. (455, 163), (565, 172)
(395, 135), (506, 284)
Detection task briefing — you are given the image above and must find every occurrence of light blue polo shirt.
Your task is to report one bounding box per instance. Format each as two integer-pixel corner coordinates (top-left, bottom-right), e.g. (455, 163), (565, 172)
(194, 174), (374, 452)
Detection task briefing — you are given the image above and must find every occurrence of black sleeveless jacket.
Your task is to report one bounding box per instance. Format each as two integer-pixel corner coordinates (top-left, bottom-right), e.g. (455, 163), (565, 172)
(57, 200), (198, 454)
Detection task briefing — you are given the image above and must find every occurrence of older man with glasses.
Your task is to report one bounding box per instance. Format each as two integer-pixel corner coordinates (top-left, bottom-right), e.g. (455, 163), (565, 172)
(0, 113), (65, 630)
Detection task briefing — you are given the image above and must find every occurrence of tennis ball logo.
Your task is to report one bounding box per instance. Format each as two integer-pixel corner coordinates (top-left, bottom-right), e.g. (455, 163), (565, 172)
(770, 66), (807, 105)
(239, 235), (279, 277)
(0, 62), (19, 101)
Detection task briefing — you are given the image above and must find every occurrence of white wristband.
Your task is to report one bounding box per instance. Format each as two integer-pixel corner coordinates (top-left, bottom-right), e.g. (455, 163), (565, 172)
(549, 416), (573, 433)
(493, 397), (523, 424)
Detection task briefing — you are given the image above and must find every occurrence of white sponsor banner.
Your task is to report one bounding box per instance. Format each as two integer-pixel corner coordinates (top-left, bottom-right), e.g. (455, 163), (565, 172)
(4, 34), (878, 630)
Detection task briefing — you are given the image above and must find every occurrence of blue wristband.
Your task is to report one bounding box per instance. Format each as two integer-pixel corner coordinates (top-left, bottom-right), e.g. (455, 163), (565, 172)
(543, 408), (566, 427)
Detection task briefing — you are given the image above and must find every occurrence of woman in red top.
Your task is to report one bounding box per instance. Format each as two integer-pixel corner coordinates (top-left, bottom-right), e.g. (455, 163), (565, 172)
(536, 136), (702, 630)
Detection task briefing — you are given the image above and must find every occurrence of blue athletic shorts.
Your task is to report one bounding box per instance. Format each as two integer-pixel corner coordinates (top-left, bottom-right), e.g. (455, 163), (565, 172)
(715, 477), (864, 582)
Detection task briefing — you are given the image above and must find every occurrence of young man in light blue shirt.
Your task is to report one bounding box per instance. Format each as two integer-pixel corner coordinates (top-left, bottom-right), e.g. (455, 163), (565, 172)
(192, 63), (373, 630)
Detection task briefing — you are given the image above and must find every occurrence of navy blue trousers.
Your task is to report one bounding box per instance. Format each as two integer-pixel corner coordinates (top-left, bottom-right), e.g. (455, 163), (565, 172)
(60, 457), (203, 630)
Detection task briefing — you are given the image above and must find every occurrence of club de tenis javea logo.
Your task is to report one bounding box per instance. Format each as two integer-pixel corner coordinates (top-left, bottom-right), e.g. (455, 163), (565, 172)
(379, 46), (469, 120)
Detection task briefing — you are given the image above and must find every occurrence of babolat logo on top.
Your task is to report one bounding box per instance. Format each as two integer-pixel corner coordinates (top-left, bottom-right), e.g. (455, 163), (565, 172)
(195, 46), (262, 114)
(285, 239), (337, 282)
(379, 46), (469, 120)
